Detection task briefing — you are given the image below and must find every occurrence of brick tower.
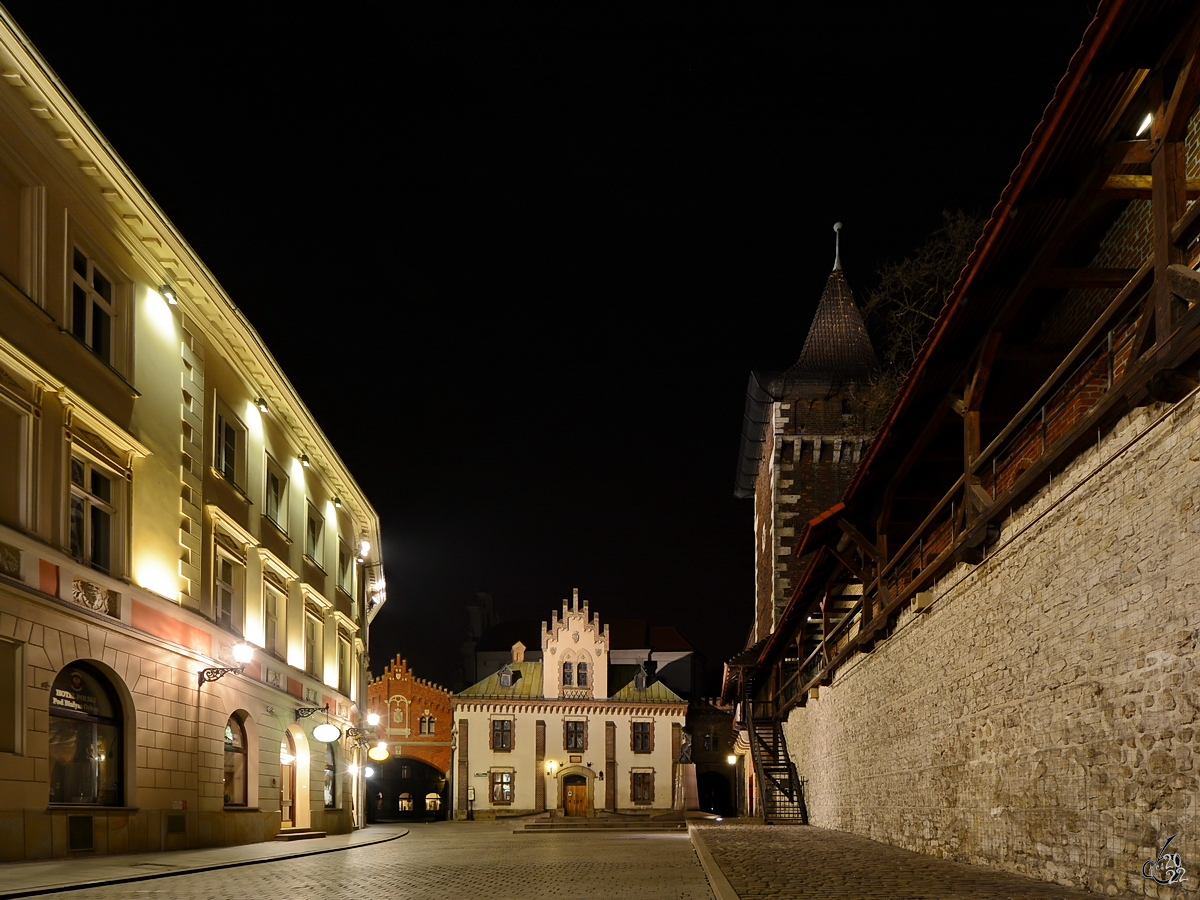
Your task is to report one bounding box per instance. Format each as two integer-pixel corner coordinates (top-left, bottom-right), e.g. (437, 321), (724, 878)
(736, 224), (880, 643)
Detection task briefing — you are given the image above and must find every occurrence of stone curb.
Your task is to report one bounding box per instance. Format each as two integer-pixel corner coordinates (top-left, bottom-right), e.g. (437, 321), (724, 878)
(688, 823), (740, 900)
(0, 829), (410, 899)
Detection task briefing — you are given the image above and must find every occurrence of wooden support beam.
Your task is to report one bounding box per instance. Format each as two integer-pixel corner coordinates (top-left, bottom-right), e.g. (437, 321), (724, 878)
(1101, 174), (1200, 199)
(1160, 32), (1200, 144)
(966, 331), (1002, 412)
(1167, 263), (1200, 302)
(835, 518), (879, 561)
(1152, 141), (1188, 345)
(828, 547), (866, 584)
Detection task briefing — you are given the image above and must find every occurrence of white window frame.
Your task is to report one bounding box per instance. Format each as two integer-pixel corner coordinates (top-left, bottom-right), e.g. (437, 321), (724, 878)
(213, 546), (244, 635)
(68, 450), (122, 576)
(304, 611), (322, 678)
(264, 454), (288, 532)
(263, 580), (285, 658)
(214, 399), (247, 490)
(305, 503), (324, 569)
(69, 245), (117, 366)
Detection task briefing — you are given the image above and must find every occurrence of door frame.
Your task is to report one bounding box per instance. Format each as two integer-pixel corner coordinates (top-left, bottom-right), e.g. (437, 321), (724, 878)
(555, 765), (595, 817)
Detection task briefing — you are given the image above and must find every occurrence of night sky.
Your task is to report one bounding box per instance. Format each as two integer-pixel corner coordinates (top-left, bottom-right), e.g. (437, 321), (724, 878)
(2, 3), (1094, 691)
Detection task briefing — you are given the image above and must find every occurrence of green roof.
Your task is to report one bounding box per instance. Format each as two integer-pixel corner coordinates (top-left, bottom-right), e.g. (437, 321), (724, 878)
(456, 662), (543, 699)
(609, 665), (685, 703)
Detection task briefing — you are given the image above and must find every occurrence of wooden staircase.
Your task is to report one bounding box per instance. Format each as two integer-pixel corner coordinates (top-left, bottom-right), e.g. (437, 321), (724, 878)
(747, 701), (807, 825)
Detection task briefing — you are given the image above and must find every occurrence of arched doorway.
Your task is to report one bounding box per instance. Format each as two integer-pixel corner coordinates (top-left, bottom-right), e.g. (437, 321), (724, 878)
(279, 732), (296, 827)
(372, 756), (448, 821)
(563, 774), (588, 817)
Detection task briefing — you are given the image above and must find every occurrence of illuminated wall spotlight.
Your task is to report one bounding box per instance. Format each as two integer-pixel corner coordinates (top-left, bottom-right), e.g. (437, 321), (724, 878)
(299, 453), (311, 467)
(333, 497), (343, 508)
(159, 283), (178, 304)
(255, 397), (269, 413)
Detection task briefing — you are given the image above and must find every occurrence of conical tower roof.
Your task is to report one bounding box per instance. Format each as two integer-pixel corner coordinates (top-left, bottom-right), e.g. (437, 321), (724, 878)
(786, 223), (879, 383)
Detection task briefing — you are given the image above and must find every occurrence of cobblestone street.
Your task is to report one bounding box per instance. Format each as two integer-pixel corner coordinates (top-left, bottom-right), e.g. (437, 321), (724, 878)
(28, 823), (714, 900)
(691, 823), (1105, 899)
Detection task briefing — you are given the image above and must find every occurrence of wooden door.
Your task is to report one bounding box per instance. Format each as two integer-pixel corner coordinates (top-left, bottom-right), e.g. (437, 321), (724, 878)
(564, 775), (588, 817)
(280, 733), (296, 827)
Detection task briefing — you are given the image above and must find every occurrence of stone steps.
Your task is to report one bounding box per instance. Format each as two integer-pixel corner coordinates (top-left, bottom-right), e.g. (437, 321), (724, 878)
(274, 827), (328, 841)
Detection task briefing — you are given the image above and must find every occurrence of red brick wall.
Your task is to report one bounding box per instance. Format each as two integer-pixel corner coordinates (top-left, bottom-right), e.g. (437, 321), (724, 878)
(367, 654), (453, 775)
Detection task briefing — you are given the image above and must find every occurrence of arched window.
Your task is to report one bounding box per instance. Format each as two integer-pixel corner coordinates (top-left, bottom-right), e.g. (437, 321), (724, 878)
(425, 792), (441, 811)
(49, 663), (121, 805)
(224, 715), (247, 806)
(577, 662), (588, 687)
(323, 745), (336, 808)
(562, 661), (573, 686)
(398, 792), (413, 811)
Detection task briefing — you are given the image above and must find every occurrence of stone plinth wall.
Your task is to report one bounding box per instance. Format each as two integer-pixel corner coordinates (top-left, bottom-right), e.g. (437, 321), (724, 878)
(784, 397), (1200, 897)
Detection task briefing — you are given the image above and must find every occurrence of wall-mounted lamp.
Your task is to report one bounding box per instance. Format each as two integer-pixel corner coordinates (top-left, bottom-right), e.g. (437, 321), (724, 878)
(159, 284), (178, 305)
(546, 760), (557, 775)
(368, 741), (390, 761)
(357, 535), (371, 558)
(255, 397), (269, 413)
(299, 453), (311, 468)
(727, 755), (737, 766)
(364, 766), (376, 778)
(198, 642), (253, 686)
(597, 771), (604, 781)
(333, 497), (343, 508)
(367, 712), (381, 727)
(296, 704), (343, 742)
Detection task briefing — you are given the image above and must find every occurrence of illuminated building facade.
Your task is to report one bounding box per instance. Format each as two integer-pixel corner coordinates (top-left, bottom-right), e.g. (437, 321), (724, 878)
(452, 591), (687, 819)
(0, 10), (386, 859)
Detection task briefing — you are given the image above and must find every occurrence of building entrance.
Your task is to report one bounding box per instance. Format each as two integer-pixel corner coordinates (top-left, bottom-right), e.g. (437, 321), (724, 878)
(564, 774), (588, 816)
(280, 732), (296, 827)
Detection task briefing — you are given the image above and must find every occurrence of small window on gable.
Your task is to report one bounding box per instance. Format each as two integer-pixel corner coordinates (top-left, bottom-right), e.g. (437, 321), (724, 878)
(498, 664), (513, 688)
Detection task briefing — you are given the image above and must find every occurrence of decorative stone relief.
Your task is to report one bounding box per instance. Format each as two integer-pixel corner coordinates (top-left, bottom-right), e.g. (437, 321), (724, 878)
(304, 686), (319, 703)
(71, 577), (118, 617)
(0, 541), (20, 577)
(265, 668), (284, 689)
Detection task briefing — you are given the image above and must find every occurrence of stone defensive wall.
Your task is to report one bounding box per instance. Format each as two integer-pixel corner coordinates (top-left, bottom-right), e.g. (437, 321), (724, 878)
(782, 393), (1200, 896)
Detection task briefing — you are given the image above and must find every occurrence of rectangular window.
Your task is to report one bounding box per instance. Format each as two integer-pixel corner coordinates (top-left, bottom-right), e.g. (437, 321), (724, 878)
(337, 635), (350, 694)
(304, 613), (321, 677)
(264, 456), (288, 530)
(69, 454), (118, 574)
(565, 720), (586, 751)
(490, 770), (513, 804)
(305, 505), (324, 568)
(214, 554), (240, 632)
(632, 721), (652, 753)
(338, 541), (352, 594)
(264, 584), (284, 657)
(492, 719), (512, 751)
(213, 401), (246, 490)
(70, 246), (114, 365)
(632, 771), (653, 804)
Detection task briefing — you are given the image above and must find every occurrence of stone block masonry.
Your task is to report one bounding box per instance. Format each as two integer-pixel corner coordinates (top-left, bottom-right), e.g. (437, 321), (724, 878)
(783, 392), (1200, 897)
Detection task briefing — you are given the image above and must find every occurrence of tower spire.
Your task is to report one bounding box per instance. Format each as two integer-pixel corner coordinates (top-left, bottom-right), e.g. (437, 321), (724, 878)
(833, 221), (843, 271)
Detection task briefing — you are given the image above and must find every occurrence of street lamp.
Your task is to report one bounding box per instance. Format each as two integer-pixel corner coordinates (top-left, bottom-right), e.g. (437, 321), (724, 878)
(198, 642), (254, 686)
